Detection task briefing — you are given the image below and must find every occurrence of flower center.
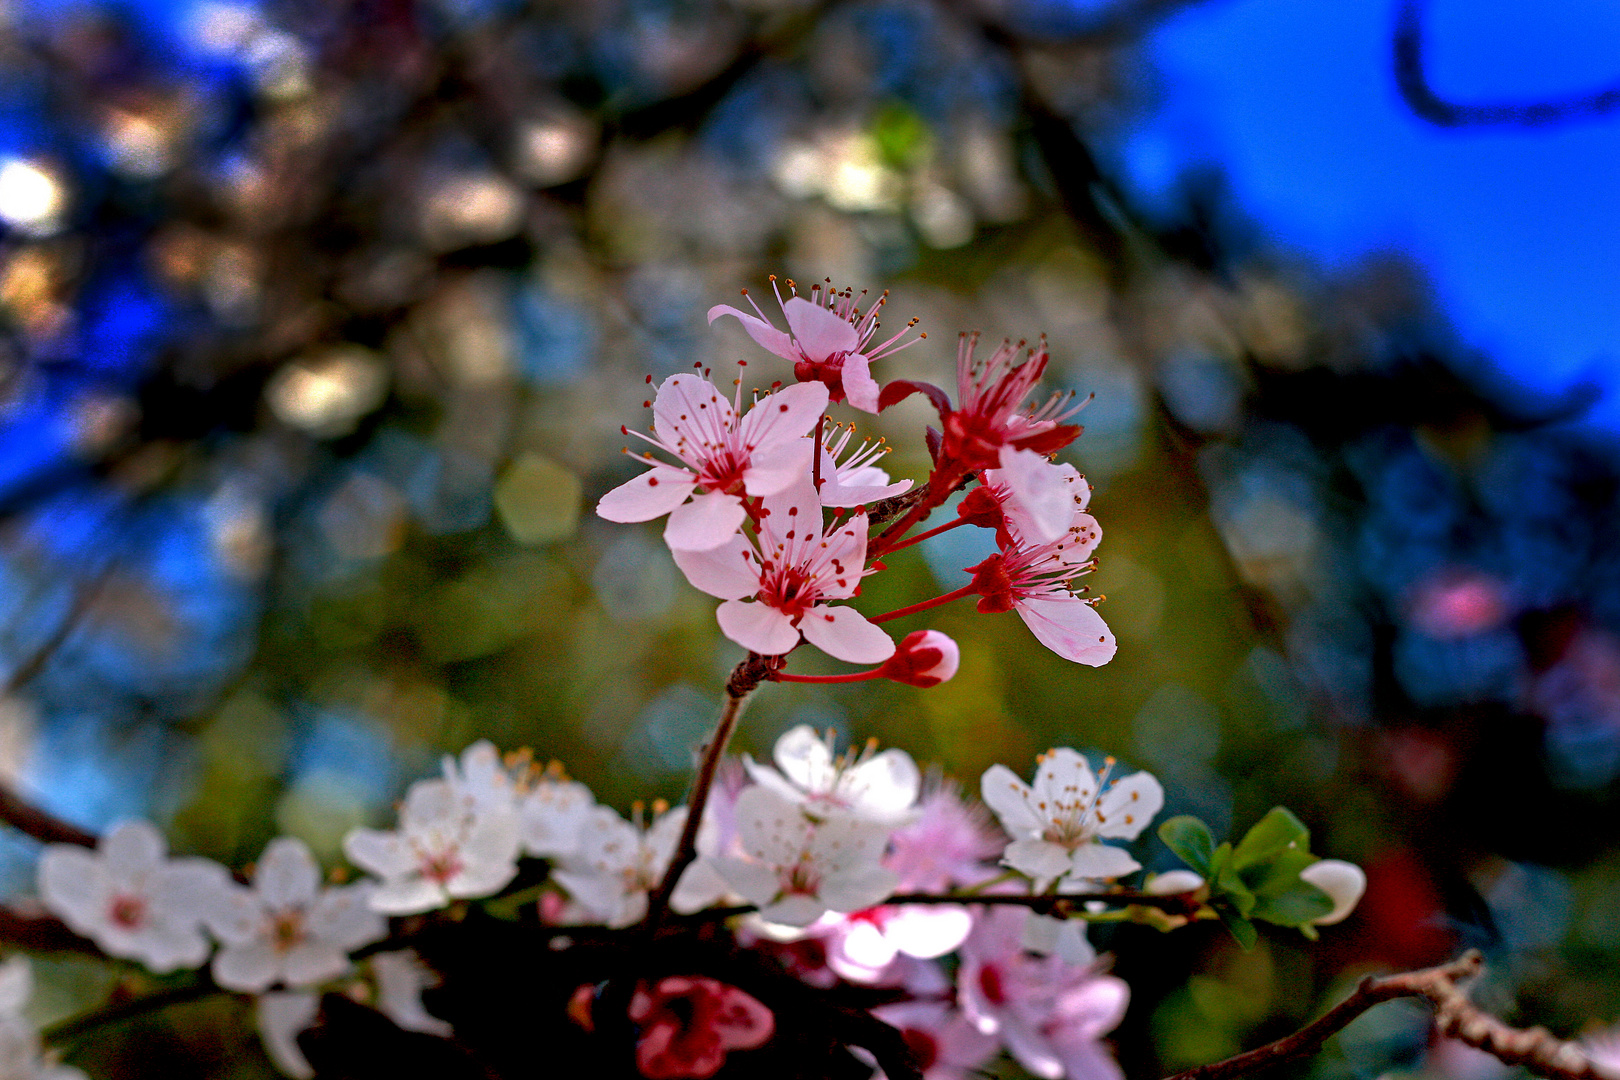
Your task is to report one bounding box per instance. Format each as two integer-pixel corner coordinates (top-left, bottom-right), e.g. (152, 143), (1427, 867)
(271, 909), (306, 952)
(901, 1028), (940, 1070)
(108, 893), (146, 929)
(419, 850), (463, 884)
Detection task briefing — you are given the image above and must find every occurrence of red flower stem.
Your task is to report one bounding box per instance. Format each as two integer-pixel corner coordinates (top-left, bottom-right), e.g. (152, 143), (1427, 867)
(812, 413), (825, 491)
(880, 517), (970, 553)
(868, 582), (981, 624)
(770, 669), (882, 684)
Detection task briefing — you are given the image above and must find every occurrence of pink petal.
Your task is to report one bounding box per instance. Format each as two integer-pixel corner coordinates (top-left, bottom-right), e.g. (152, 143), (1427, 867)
(663, 490), (748, 551)
(1015, 596), (1116, 667)
(716, 599), (801, 655)
(595, 465), (697, 523)
(782, 297), (858, 362)
(652, 373), (737, 461)
(818, 513), (869, 597)
(736, 380), (828, 454)
(670, 533), (762, 599)
(741, 438), (815, 498)
(999, 447), (1073, 543)
(707, 304), (796, 360)
(799, 605), (894, 663)
(841, 353), (881, 413)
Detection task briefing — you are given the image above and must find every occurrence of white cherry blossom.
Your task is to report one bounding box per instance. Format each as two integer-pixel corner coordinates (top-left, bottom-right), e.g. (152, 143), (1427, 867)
(518, 770), (596, 859)
(980, 750), (1162, 891)
(256, 991), (318, 1079)
(671, 475), (894, 663)
(745, 724), (920, 827)
(441, 740), (521, 819)
(372, 950), (451, 1036)
(551, 803), (721, 927)
(38, 820), (230, 973)
(1298, 859), (1367, 925)
(714, 785), (898, 927)
(597, 373), (828, 551)
(343, 777), (522, 915)
(0, 957), (88, 1080)
(205, 836), (386, 993)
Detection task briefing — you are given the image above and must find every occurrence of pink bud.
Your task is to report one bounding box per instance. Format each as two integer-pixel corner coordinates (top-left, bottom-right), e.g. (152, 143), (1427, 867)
(876, 630), (961, 688)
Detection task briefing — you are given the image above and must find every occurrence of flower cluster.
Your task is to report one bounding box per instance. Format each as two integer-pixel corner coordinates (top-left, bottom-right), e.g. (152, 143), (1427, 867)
(602, 276), (1117, 677)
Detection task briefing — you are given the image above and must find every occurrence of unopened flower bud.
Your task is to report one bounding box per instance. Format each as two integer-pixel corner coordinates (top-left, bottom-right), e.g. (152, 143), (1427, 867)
(1299, 859), (1366, 926)
(876, 630), (961, 688)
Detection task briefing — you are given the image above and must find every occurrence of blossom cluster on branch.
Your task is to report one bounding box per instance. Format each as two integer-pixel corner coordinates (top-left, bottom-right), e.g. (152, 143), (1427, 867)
(10, 279), (1375, 1080)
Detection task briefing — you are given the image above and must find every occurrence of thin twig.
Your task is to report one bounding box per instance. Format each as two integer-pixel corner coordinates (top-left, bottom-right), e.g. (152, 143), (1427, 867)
(1163, 951), (1607, 1080)
(641, 653), (772, 934)
(42, 977), (221, 1044)
(678, 888), (1195, 923)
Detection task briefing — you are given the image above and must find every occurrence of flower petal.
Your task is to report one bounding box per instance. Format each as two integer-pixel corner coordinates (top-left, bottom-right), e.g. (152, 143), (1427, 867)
(1063, 842), (1141, 882)
(707, 304), (795, 360)
(736, 380), (828, 455)
(716, 599), (801, 656)
(255, 837), (320, 909)
(741, 438), (815, 498)
(1299, 859), (1366, 925)
(799, 605), (894, 664)
(595, 465), (697, 523)
(652, 373), (737, 458)
(979, 764), (1042, 837)
(663, 490), (748, 551)
(101, 821), (166, 878)
(670, 532), (760, 599)
(841, 353), (881, 413)
(998, 446), (1073, 543)
(1015, 596), (1116, 667)
(212, 940), (279, 993)
(1094, 771), (1163, 841)
(782, 297), (858, 362)
(1003, 839), (1074, 882)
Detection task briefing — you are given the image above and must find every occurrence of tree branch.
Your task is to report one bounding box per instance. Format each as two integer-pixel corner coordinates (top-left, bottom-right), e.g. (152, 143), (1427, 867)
(1393, 0), (1620, 127)
(1164, 951), (1607, 1080)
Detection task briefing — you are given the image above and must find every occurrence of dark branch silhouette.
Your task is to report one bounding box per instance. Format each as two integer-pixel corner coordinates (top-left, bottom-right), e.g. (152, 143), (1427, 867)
(1394, 0), (1620, 127)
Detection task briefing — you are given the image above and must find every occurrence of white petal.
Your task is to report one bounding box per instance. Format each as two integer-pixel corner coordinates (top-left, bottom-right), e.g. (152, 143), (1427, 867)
(1016, 597), (1117, 667)
(308, 883), (388, 952)
(342, 829), (413, 880)
(670, 533), (761, 600)
(1300, 859), (1366, 925)
(257, 992), (318, 1080)
(716, 599), (801, 656)
(136, 919), (213, 973)
(154, 859), (234, 923)
(372, 951), (452, 1036)
(663, 490), (748, 551)
(759, 894), (827, 927)
(736, 380), (828, 456)
(712, 858), (782, 909)
(595, 465), (697, 523)
(782, 297), (858, 362)
(1004, 839), (1074, 882)
(101, 821), (166, 878)
(213, 941), (280, 993)
(370, 877), (448, 916)
(707, 304), (795, 360)
(255, 838), (320, 910)
(885, 905), (973, 960)
(818, 865), (898, 913)
(771, 726), (832, 790)
(37, 847), (110, 930)
(281, 941), (350, 988)
(0, 957), (30, 1016)
(799, 605), (894, 664)
(1033, 749), (1098, 805)
(652, 373), (737, 458)
(979, 765), (1042, 837)
(1094, 772), (1163, 841)
(1064, 842), (1141, 882)
(842, 749), (920, 821)
(734, 786), (815, 865)
(201, 883), (262, 944)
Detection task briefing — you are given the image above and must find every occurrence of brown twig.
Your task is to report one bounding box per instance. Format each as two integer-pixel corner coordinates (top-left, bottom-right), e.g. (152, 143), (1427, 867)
(1164, 951), (1607, 1080)
(641, 653), (773, 934)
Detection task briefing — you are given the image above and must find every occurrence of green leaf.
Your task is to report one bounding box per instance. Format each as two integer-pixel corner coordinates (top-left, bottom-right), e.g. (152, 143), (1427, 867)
(1240, 847), (1317, 897)
(1213, 871), (1256, 918)
(1230, 807), (1311, 871)
(1158, 816), (1216, 876)
(1217, 906), (1258, 950)
(1251, 885), (1335, 927)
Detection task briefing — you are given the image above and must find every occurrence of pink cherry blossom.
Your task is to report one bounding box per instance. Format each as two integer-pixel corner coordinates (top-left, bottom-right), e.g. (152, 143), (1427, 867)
(957, 906), (1130, 1080)
(629, 976), (775, 1080)
(963, 506), (1111, 667)
(817, 422), (912, 507)
(940, 334), (1085, 471)
(870, 999), (999, 1080)
(885, 784), (1004, 893)
(707, 278), (923, 413)
(670, 476), (894, 663)
(963, 455), (1095, 547)
(598, 373), (829, 551)
(821, 904), (974, 983)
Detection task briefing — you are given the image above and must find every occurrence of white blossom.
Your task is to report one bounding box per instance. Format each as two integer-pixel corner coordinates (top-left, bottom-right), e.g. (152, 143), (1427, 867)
(0, 957), (87, 1080)
(38, 820), (230, 973)
(715, 785), (898, 927)
(372, 950), (451, 1037)
(551, 803), (724, 927)
(441, 740), (521, 819)
(1298, 859), (1366, 925)
(343, 777), (522, 915)
(205, 836), (386, 993)
(256, 991), (318, 1079)
(980, 750), (1162, 892)
(745, 724), (920, 827)
(518, 771), (595, 859)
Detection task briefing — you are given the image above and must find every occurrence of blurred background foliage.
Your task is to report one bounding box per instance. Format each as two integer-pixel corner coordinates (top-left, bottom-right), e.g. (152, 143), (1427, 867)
(0, 0), (1618, 1076)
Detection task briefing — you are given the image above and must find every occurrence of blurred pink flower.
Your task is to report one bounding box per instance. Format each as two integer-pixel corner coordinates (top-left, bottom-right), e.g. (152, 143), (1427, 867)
(629, 976), (774, 1079)
(871, 999), (999, 1080)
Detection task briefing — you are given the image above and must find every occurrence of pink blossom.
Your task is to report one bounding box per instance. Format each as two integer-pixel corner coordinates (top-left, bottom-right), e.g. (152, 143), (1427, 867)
(886, 785), (1004, 893)
(670, 476), (894, 663)
(874, 630), (961, 688)
(817, 422), (911, 507)
(961, 456), (1095, 547)
(597, 373), (828, 551)
(964, 519), (1112, 667)
(822, 904), (974, 983)
(871, 999), (999, 1080)
(707, 279), (923, 413)
(629, 976), (775, 1079)
(957, 907), (1129, 1080)
(941, 334), (1085, 470)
